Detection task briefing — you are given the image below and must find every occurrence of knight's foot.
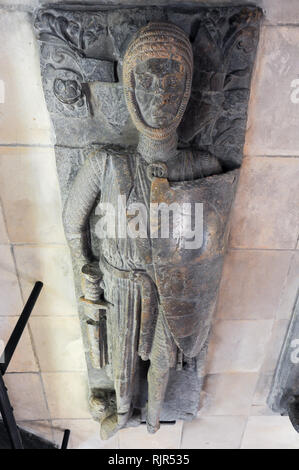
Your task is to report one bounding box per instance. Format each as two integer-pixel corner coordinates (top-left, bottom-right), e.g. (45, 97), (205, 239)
(89, 392), (115, 423)
(100, 413), (120, 440)
(117, 410), (131, 428)
(147, 420), (160, 434)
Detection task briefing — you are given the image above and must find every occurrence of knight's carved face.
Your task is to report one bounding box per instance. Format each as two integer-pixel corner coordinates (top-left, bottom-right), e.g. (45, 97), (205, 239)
(133, 58), (186, 129)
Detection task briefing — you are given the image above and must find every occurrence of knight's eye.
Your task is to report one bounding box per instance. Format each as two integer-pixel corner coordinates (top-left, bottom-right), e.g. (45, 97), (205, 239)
(167, 76), (178, 88)
(136, 74), (153, 89)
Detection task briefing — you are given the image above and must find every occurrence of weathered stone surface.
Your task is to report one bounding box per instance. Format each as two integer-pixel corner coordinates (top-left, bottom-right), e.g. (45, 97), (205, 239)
(52, 419), (119, 449)
(216, 250), (293, 320)
(241, 416), (299, 449)
(119, 421), (182, 449)
(0, 245), (23, 317)
(42, 371), (90, 419)
(13, 245), (78, 317)
(0, 315), (38, 372)
(245, 26), (299, 156)
(251, 372), (277, 416)
(268, 293), (299, 433)
(263, 0), (299, 25)
(181, 415), (246, 449)
(30, 316), (86, 372)
(0, 205), (9, 244)
(206, 319), (273, 373)
(199, 373), (258, 416)
(33, 4), (261, 437)
(0, 147), (66, 244)
(229, 157), (299, 250)
(262, 320), (289, 374)
(277, 253), (299, 320)
(0, 11), (52, 145)
(4, 373), (50, 421)
(90, 82), (132, 134)
(34, 4), (261, 154)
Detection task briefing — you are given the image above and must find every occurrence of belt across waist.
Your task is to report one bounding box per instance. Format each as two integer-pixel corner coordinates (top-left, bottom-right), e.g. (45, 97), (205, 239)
(100, 256), (153, 283)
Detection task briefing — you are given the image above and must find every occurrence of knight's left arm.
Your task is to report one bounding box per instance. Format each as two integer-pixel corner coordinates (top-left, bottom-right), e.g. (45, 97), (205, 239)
(193, 151), (222, 178)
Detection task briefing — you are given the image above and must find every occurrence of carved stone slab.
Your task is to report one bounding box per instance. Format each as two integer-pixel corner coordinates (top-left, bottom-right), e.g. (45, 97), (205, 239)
(33, 3), (262, 431)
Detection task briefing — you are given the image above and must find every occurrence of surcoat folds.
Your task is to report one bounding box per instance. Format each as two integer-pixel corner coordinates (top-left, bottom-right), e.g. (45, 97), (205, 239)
(98, 150), (239, 358)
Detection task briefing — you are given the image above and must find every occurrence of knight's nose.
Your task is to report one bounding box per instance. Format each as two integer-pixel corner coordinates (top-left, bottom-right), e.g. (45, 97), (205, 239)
(152, 94), (170, 108)
(152, 90), (167, 103)
(153, 89), (165, 98)
(153, 78), (166, 93)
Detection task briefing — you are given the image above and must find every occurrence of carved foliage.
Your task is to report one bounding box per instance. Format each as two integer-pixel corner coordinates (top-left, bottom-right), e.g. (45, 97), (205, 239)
(179, 7), (262, 169)
(34, 9), (107, 56)
(35, 9), (114, 118)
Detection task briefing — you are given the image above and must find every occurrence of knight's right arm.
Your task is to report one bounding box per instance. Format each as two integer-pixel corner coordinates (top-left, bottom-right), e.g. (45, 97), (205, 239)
(63, 150), (106, 265)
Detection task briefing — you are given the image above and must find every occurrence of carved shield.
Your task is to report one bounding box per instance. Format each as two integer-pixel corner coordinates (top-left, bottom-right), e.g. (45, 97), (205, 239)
(150, 170), (239, 357)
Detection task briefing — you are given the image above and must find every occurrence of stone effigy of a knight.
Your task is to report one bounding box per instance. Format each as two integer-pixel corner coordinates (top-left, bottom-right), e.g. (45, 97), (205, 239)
(63, 22), (239, 438)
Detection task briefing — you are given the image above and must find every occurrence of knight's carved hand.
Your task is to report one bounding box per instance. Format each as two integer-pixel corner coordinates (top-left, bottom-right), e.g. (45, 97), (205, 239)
(81, 262), (103, 302)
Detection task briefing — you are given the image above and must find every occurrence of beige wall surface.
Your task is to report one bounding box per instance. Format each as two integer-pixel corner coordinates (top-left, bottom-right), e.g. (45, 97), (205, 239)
(0, 0), (298, 449)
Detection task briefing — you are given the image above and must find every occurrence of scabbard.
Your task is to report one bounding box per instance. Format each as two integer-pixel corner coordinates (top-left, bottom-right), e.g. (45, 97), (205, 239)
(137, 273), (159, 361)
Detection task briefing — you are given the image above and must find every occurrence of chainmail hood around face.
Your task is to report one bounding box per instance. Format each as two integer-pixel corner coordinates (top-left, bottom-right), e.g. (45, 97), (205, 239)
(123, 22), (193, 140)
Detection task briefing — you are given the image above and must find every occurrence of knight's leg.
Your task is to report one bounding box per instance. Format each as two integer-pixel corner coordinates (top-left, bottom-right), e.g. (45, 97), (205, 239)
(147, 312), (176, 433)
(147, 359), (169, 433)
(101, 276), (141, 437)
